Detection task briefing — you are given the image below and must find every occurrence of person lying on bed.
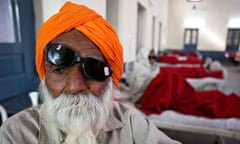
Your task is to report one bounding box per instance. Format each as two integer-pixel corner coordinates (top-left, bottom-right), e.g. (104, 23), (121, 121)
(0, 2), (181, 144)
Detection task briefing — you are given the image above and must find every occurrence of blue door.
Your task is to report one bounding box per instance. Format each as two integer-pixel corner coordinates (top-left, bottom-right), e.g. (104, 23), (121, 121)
(0, 0), (38, 101)
(226, 29), (240, 52)
(183, 28), (199, 52)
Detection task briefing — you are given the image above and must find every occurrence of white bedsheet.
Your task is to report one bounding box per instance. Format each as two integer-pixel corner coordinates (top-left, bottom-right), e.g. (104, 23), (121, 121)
(158, 62), (202, 68)
(186, 77), (225, 90)
(149, 110), (240, 132)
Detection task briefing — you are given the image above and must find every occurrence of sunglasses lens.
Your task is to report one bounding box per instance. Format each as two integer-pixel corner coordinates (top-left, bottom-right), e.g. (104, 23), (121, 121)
(47, 44), (76, 67)
(148, 56), (156, 60)
(46, 44), (112, 82)
(83, 58), (112, 81)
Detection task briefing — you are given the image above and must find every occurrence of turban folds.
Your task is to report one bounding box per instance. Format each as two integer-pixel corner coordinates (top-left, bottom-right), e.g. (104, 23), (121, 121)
(36, 2), (123, 88)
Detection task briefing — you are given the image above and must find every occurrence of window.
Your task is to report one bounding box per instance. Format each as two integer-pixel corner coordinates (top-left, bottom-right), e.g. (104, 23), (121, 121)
(0, 0), (37, 101)
(0, 0), (21, 43)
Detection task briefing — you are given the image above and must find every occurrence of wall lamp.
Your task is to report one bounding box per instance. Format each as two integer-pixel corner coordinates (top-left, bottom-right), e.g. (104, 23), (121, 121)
(187, 0), (203, 2)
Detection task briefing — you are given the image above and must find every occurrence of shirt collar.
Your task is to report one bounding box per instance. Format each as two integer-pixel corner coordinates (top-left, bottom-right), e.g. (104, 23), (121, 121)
(104, 112), (124, 132)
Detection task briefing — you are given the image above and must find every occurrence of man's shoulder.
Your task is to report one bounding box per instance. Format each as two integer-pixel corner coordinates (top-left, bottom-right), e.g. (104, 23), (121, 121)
(1, 106), (40, 132)
(112, 101), (181, 144)
(0, 106), (40, 143)
(112, 101), (146, 119)
(6, 106), (40, 122)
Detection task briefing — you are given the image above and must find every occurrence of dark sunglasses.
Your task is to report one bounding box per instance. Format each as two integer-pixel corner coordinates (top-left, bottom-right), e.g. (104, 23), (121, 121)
(45, 43), (112, 82)
(148, 55), (156, 60)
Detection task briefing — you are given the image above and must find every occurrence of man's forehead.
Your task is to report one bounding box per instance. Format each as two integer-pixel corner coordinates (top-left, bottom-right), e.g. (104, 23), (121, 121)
(49, 30), (104, 59)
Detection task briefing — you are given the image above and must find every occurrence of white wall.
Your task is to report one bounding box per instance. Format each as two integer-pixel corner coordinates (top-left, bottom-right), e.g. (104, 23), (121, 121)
(119, 0), (138, 62)
(167, 0), (240, 51)
(120, 0), (169, 62)
(33, 0), (106, 34)
(154, 0), (168, 52)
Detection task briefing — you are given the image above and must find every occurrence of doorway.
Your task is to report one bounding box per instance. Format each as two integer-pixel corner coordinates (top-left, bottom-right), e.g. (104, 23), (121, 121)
(0, 0), (37, 100)
(183, 28), (199, 52)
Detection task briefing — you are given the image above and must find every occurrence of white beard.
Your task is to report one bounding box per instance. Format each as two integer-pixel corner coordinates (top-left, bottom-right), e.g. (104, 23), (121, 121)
(39, 79), (113, 144)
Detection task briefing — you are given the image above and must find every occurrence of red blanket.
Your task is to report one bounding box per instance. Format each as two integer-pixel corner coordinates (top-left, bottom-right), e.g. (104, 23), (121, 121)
(139, 71), (240, 118)
(168, 51), (200, 57)
(159, 55), (204, 64)
(225, 52), (240, 58)
(160, 67), (224, 79)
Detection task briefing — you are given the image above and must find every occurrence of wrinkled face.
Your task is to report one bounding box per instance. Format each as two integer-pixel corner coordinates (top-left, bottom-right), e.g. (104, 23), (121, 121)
(45, 29), (110, 98)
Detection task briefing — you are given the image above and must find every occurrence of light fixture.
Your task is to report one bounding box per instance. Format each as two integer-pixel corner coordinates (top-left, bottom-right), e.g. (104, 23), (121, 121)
(228, 18), (240, 28)
(187, 0), (203, 2)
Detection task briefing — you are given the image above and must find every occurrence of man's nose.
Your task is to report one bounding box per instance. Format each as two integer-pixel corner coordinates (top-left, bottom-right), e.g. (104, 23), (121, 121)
(66, 65), (88, 95)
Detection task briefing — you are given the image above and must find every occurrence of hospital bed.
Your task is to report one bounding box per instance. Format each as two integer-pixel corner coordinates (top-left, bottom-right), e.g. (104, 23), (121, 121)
(115, 80), (240, 143)
(118, 60), (239, 143)
(149, 110), (240, 143)
(159, 50), (204, 65)
(114, 87), (240, 144)
(225, 51), (240, 62)
(115, 91), (240, 143)
(156, 51), (226, 91)
(140, 75), (239, 144)
(158, 66), (226, 91)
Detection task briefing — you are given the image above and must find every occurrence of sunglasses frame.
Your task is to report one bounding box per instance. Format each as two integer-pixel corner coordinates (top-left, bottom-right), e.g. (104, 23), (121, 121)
(148, 55), (157, 60)
(45, 43), (113, 82)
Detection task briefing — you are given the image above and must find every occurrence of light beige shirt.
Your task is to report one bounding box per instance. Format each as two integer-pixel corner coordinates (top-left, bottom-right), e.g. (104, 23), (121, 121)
(0, 102), (180, 144)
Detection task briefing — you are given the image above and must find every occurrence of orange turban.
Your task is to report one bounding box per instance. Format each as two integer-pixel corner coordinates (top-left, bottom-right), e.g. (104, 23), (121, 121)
(36, 2), (123, 88)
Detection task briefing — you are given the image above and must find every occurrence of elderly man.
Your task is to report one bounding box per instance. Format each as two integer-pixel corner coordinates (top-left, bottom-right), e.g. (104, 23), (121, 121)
(0, 2), (180, 144)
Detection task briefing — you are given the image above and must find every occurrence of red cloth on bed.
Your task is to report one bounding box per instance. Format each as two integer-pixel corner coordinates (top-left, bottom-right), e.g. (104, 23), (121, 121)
(159, 52), (204, 64)
(160, 67), (224, 79)
(225, 52), (238, 58)
(139, 71), (240, 118)
(169, 51), (200, 57)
